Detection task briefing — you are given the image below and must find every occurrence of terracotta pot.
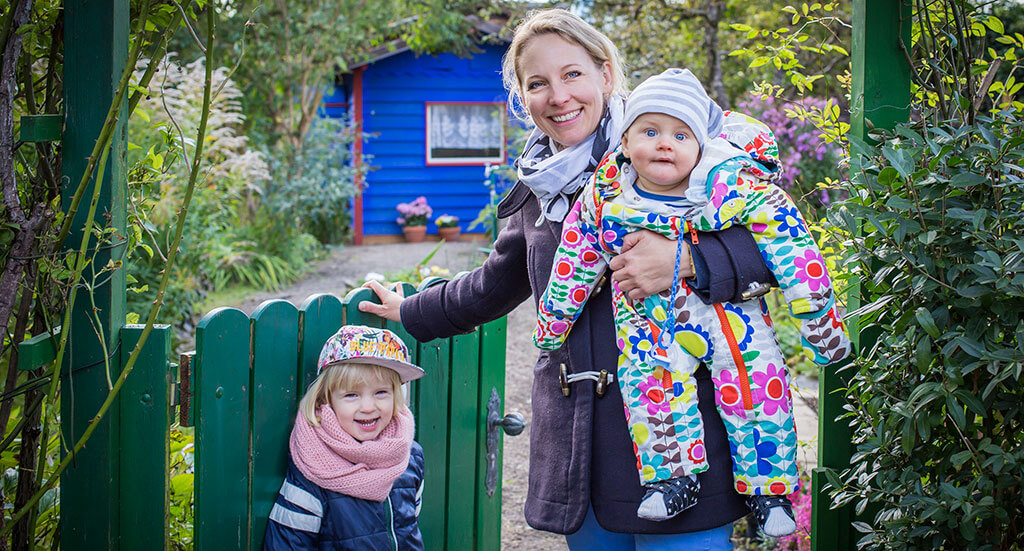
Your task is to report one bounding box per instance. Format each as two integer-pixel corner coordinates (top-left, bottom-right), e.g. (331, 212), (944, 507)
(402, 225), (427, 243)
(438, 226), (461, 242)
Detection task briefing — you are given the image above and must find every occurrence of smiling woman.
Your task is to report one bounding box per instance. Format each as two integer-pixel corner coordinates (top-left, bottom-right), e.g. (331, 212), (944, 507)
(359, 8), (778, 551)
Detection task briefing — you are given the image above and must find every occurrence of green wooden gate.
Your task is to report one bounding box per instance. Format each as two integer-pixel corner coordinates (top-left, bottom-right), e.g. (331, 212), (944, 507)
(19, 282), (515, 549)
(180, 283), (515, 550)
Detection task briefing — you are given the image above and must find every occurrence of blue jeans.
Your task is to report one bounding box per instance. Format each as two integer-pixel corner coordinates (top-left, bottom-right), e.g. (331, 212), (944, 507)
(565, 506), (734, 551)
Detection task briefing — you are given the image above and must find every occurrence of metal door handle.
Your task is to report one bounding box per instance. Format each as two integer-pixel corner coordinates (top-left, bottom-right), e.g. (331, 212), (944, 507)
(485, 387), (525, 496)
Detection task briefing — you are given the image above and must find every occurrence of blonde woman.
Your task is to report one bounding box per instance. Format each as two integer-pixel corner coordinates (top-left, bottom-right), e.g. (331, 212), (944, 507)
(361, 9), (776, 550)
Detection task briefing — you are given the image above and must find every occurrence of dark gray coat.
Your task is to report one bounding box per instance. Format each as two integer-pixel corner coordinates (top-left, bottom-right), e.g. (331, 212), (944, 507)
(401, 182), (760, 535)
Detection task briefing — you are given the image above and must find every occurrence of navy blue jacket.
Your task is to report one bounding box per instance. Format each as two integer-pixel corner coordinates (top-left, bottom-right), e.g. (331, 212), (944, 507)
(399, 182), (769, 535)
(263, 442), (424, 551)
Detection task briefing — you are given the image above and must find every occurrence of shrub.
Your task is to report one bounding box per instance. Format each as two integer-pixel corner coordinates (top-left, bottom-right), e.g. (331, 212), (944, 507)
(829, 112), (1024, 550)
(261, 116), (363, 245)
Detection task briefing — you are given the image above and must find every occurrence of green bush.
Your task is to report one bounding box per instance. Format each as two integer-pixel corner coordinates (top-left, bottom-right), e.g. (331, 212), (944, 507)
(262, 116), (364, 245)
(829, 112), (1024, 550)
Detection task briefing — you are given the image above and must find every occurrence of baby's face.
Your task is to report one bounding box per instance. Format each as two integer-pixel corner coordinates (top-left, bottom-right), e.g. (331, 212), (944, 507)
(621, 113), (701, 196)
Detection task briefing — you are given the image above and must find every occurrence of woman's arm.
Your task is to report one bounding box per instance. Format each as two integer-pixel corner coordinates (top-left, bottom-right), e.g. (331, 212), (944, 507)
(608, 226), (775, 303)
(360, 209), (532, 342)
(607, 230), (687, 302)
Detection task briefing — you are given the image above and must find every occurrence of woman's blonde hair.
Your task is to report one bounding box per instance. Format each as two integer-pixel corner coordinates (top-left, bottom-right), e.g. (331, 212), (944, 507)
(298, 361), (405, 426)
(500, 8), (628, 121)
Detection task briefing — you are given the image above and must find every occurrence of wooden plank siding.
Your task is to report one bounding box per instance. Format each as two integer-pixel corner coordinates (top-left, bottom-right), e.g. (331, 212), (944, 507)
(324, 44), (511, 238)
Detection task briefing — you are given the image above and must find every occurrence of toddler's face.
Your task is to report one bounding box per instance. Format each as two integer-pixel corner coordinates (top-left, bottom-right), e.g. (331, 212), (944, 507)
(330, 373), (396, 442)
(621, 113), (701, 196)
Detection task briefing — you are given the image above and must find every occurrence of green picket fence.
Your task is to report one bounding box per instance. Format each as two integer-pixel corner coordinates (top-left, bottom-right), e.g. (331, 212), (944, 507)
(24, 282), (513, 550)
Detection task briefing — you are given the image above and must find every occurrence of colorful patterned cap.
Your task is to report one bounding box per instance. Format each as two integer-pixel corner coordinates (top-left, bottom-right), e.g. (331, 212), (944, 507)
(318, 325), (425, 383)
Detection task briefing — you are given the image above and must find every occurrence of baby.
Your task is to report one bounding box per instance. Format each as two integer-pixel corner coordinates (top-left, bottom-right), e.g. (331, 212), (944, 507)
(536, 68), (851, 536)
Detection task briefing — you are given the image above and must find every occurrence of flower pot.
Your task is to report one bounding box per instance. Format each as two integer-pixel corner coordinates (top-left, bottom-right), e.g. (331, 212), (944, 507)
(402, 225), (427, 243)
(438, 226), (461, 242)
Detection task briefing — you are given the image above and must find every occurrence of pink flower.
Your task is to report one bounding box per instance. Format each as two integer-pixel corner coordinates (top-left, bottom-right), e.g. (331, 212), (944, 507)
(793, 249), (829, 292)
(569, 285), (589, 305)
(712, 370), (748, 419)
(637, 375), (670, 415)
(553, 260), (575, 281)
(751, 363), (790, 416)
(562, 227), (584, 249)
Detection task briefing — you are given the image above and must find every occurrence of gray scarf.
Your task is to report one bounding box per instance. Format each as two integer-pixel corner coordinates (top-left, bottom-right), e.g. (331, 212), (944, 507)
(515, 94), (625, 224)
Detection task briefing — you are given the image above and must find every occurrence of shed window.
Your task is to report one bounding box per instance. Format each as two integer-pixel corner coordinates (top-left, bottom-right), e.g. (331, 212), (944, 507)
(426, 102), (504, 165)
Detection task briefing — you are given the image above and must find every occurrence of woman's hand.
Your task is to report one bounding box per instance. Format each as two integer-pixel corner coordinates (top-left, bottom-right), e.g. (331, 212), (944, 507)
(608, 230), (694, 301)
(357, 280), (405, 323)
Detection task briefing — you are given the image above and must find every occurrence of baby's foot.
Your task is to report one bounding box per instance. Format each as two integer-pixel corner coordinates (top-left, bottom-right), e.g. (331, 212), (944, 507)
(637, 475), (700, 521)
(746, 495), (797, 537)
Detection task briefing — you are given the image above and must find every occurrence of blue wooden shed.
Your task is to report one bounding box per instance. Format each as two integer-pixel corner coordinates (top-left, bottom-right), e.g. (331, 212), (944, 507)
(324, 36), (511, 244)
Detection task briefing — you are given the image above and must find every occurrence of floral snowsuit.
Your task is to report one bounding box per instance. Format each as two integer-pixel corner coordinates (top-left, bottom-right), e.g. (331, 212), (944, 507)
(534, 113), (851, 496)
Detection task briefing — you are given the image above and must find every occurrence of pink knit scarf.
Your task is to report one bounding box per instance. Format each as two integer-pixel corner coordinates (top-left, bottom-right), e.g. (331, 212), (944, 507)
(290, 404), (415, 502)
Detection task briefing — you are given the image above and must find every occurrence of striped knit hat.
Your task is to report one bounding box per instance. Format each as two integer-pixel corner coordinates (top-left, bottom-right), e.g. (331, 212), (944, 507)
(623, 68), (724, 149)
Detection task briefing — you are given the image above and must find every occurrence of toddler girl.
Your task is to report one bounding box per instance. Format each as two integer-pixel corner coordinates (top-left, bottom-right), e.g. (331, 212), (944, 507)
(264, 325), (425, 550)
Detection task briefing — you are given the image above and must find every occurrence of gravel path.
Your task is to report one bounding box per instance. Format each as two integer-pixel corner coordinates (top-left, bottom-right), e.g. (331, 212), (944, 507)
(229, 241), (818, 550)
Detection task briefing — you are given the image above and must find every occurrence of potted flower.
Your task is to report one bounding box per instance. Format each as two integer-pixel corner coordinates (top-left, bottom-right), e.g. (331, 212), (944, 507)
(395, 196), (432, 242)
(435, 214), (460, 242)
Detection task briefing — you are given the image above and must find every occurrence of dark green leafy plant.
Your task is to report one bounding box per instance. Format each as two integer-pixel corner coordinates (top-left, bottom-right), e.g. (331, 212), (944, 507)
(261, 116), (363, 245)
(828, 112), (1024, 550)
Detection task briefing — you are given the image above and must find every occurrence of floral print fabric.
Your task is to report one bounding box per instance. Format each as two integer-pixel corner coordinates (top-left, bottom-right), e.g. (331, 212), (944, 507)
(534, 113), (851, 495)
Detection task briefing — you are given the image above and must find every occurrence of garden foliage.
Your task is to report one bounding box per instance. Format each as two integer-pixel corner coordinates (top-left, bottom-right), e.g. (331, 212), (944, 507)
(735, 94), (845, 217)
(833, 114), (1024, 549)
(823, 2), (1024, 550)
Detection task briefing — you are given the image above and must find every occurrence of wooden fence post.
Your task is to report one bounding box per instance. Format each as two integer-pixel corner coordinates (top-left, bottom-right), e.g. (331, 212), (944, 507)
(812, 1), (911, 550)
(119, 324), (173, 550)
(60, 0), (128, 548)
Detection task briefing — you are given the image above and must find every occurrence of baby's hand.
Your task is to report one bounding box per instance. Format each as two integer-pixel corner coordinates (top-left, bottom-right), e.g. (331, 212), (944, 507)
(358, 280), (405, 323)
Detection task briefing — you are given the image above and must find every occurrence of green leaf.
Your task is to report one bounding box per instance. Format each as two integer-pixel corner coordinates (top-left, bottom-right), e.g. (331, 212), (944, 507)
(750, 56), (770, 68)
(953, 336), (988, 358)
(915, 308), (941, 338)
(950, 450), (973, 467)
(950, 172), (987, 187)
(877, 166), (900, 187)
(986, 15), (1005, 35)
(916, 336), (933, 374)
(885, 196), (913, 210)
(882, 146), (914, 179)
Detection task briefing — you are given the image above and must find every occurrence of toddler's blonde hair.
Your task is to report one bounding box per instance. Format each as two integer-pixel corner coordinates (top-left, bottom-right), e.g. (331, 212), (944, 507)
(298, 361), (405, 426)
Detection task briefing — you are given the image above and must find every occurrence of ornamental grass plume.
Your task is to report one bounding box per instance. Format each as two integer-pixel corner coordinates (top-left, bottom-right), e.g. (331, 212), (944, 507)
(396, 196), (432, 227)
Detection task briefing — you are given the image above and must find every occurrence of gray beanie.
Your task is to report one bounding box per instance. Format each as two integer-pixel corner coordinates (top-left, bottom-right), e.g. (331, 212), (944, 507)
(623, 68), (724, 149)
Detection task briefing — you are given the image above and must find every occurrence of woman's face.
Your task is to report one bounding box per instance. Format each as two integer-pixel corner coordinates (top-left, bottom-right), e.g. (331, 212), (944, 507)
(519, 33), (613, 149)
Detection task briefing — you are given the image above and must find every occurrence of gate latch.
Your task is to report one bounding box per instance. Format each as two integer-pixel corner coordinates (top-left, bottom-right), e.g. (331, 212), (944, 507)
(485, 387), (525, 497)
